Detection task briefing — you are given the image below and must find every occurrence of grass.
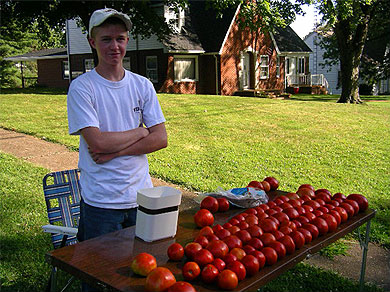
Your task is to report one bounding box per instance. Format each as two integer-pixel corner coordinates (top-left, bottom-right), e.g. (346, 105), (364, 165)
(1, 89), (389, 291)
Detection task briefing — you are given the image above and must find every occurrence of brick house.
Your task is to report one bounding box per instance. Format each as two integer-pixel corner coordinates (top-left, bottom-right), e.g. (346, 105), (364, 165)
(7, 2), (313, 95)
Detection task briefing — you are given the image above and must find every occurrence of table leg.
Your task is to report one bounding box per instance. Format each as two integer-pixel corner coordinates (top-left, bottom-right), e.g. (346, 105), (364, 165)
(358, 219), (371, 292)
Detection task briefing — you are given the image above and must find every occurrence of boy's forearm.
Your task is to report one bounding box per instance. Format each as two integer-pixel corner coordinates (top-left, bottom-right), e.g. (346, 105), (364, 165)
(116, 123), (167, 156)
(81, 126), (149, 154)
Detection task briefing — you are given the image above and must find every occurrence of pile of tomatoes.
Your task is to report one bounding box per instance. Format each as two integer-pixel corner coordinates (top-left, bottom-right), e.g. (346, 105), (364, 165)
(132, 178), (369, 291)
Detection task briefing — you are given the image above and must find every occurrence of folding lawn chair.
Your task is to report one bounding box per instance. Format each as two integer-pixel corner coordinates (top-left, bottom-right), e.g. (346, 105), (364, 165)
(42, 169), (81, 292)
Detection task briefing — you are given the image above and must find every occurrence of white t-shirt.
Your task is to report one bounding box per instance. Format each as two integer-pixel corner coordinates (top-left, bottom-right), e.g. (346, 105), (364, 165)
(67, 69), (166, 209)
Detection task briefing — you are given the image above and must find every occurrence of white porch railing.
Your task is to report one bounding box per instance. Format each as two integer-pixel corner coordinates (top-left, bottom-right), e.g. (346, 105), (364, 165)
(286, 74), (329, 90)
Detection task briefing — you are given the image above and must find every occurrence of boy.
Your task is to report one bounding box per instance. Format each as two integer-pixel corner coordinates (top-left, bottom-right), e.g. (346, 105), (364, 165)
(67, 8), (167, 243)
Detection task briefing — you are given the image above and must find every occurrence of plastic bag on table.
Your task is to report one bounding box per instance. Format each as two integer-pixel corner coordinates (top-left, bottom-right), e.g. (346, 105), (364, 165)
(195, 187), (268, 209)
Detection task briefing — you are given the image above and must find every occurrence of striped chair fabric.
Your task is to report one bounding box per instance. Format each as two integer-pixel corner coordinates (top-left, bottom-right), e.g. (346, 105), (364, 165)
(43, 169), (81, 248)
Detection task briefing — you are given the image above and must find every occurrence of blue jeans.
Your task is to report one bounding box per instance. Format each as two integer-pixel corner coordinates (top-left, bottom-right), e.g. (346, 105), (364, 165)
(77, 199), (137, 292)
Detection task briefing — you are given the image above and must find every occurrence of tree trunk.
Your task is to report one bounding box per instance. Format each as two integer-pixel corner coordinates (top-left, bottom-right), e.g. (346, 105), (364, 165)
(334, 5), (372, 103)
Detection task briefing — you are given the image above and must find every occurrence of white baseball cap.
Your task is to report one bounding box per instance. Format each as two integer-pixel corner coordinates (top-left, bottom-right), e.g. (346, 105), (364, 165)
(89, 8), (132, 36)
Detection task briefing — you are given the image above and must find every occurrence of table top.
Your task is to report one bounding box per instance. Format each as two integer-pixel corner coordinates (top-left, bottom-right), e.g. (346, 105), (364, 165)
(46, 190), (376, 292)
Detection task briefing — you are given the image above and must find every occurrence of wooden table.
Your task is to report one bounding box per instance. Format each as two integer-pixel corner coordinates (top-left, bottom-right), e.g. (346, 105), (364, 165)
(46, 190), (375, 292)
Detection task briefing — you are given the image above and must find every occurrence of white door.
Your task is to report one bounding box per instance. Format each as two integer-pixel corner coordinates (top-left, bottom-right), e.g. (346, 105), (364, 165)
(242, 52), (250, 89)
(285, 57), (296, 85)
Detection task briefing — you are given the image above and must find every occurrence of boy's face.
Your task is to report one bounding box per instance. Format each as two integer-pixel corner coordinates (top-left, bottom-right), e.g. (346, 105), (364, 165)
(89, 22), (129, 67)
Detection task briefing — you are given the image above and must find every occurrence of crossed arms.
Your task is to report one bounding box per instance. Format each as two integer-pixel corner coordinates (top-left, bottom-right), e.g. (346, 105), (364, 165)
(81, 123), (167, 164)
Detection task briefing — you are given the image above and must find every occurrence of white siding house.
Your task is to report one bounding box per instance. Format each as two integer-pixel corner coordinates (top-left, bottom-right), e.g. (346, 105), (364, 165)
(304, 31), (341, 95)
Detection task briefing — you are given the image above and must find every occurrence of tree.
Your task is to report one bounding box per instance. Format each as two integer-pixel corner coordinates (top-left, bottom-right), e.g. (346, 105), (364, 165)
(315, 0), (387, 103)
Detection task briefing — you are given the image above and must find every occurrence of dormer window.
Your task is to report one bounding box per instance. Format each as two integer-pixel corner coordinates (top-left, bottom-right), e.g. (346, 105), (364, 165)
(165, 6), (185, 33)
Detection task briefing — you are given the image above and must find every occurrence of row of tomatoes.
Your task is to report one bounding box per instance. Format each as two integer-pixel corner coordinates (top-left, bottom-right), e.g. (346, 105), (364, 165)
(131, 179), (369, 291)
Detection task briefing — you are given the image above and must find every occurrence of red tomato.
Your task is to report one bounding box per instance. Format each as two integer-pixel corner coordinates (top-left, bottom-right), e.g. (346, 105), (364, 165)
(321, 214), (338, 233)
(227, 260), (246, 281)
(167, 243), (184, 261)
(302, 223), (320, 240)
(182, 261), (201, 281)
(206, 233), (219, 242)
(247, 180), (264, 189)
(328, 200), (340, 207)
(245, 215), (259, 226)
(296, 215), (310, 225)
(298, 184), (315, 192)
(194, 209), (214, 228)
(201, 264), (219, 283)
(261, 247), (278, 266)
(246, 225), (263, 238)
(297, 228), (312, 244)
(302, 205), (314, 213)
(297, 187), (315, 198)
(227, 225), (240, 235)
(315, 189), (332, 196)
(311, 217), (329, 236)
(344, 199), (360, 215)
(222, 253), (237, 266)
(217, 197), (230, 212)
(217, 269), (238, 290)
(249, 250), (266, 268)
(333, 192), (346, 200)
(166, 281), (196, 292)
(290, 230), (305, 249)
(264, 176), (279, 190)
(212, 224), (223, 233)
(184, 242), (202, 259)
(194, 235), (209, 248)
(212, 258), (226, 272)
(241, 254), (260, 276)
(235, 230), (252, 244)
(286, 192), (300, 200)
(280, 202), (293, 210)
(280, 220), (297, 231)
(279, 226), (293, 235)
(268, 241), (287, 259)
(237, 221), (250, 230)
(279, 207), (299, 221)
(131, 252), (157, 276)
(193, 249), (214, 267)
(223, 235), (243, 250)
(334, 206), (349, 223)
(279, 235), (296, 254)
(229, 247), (246, 261)
(315, 192), (332, 203)
(271, 230), (285, 241)
(339, 202), (355, 218)
(303, 212), (316, 222)
(289, 199), (302, 208)
(223, 222), (233, 229)
(329, 210), (342, 226)
(242, 244), (256, 255)
(247, 237), (264, 250)
(206, 240), (229, 259)
(145, 267), (176, 292)
(200, 196), (219, 213)
(315, 198), (326, 206)
(273, 198), (284, 205)
(259, 218), (278, 233)
(215, 228), (231, 240)
(273, 212), (290, 223)
(317, 206), (330, 214)
(258, 203), (270, 211)
(261, 180), (271, 192)
(259, 233), (276, 246)
(303, 200), (321, 210)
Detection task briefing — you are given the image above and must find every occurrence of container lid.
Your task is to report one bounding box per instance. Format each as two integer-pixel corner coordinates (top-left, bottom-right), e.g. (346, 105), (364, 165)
(137, 186), (182, 210)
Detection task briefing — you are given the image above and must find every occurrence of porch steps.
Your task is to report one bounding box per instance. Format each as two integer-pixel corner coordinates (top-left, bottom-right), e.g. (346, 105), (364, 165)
(234, 89), (291, 99)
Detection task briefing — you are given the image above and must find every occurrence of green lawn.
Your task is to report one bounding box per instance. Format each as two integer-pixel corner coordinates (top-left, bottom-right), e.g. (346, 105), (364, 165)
(0, 88), (389, 291)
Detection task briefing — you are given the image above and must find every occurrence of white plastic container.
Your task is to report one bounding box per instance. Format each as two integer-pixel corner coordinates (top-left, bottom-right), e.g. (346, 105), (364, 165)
(135, 186), (182, 242)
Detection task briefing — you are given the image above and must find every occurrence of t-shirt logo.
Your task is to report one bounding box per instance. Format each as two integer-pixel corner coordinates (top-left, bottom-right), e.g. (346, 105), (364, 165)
(133, 107), (141, 113)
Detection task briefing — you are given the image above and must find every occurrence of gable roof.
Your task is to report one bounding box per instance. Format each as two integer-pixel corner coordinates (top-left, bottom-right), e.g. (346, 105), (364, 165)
(5, 48), (67, 62)
(272, 26), (312, 54)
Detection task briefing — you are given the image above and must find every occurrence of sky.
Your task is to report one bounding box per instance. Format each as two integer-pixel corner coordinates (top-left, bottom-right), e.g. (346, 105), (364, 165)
(290, 5), (317, 39)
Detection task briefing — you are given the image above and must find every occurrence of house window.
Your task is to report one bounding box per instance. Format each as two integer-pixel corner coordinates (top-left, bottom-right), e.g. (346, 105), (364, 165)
(174, 55), (198, 82)
(166, 6), (185, 32)
(298, 57), (305, 74)
(84, 59), (94, 72)
(146, 56), (158, 83)
(286, 58), (290, 75)
(62, 61), (69, 79)
(276, 57), (280, 78)
(260, 55), (269, 79)
(123, 57), (131, 70)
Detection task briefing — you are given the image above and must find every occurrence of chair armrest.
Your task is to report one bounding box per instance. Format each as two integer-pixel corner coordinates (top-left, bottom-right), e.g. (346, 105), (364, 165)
(42, 224), (78, 236)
